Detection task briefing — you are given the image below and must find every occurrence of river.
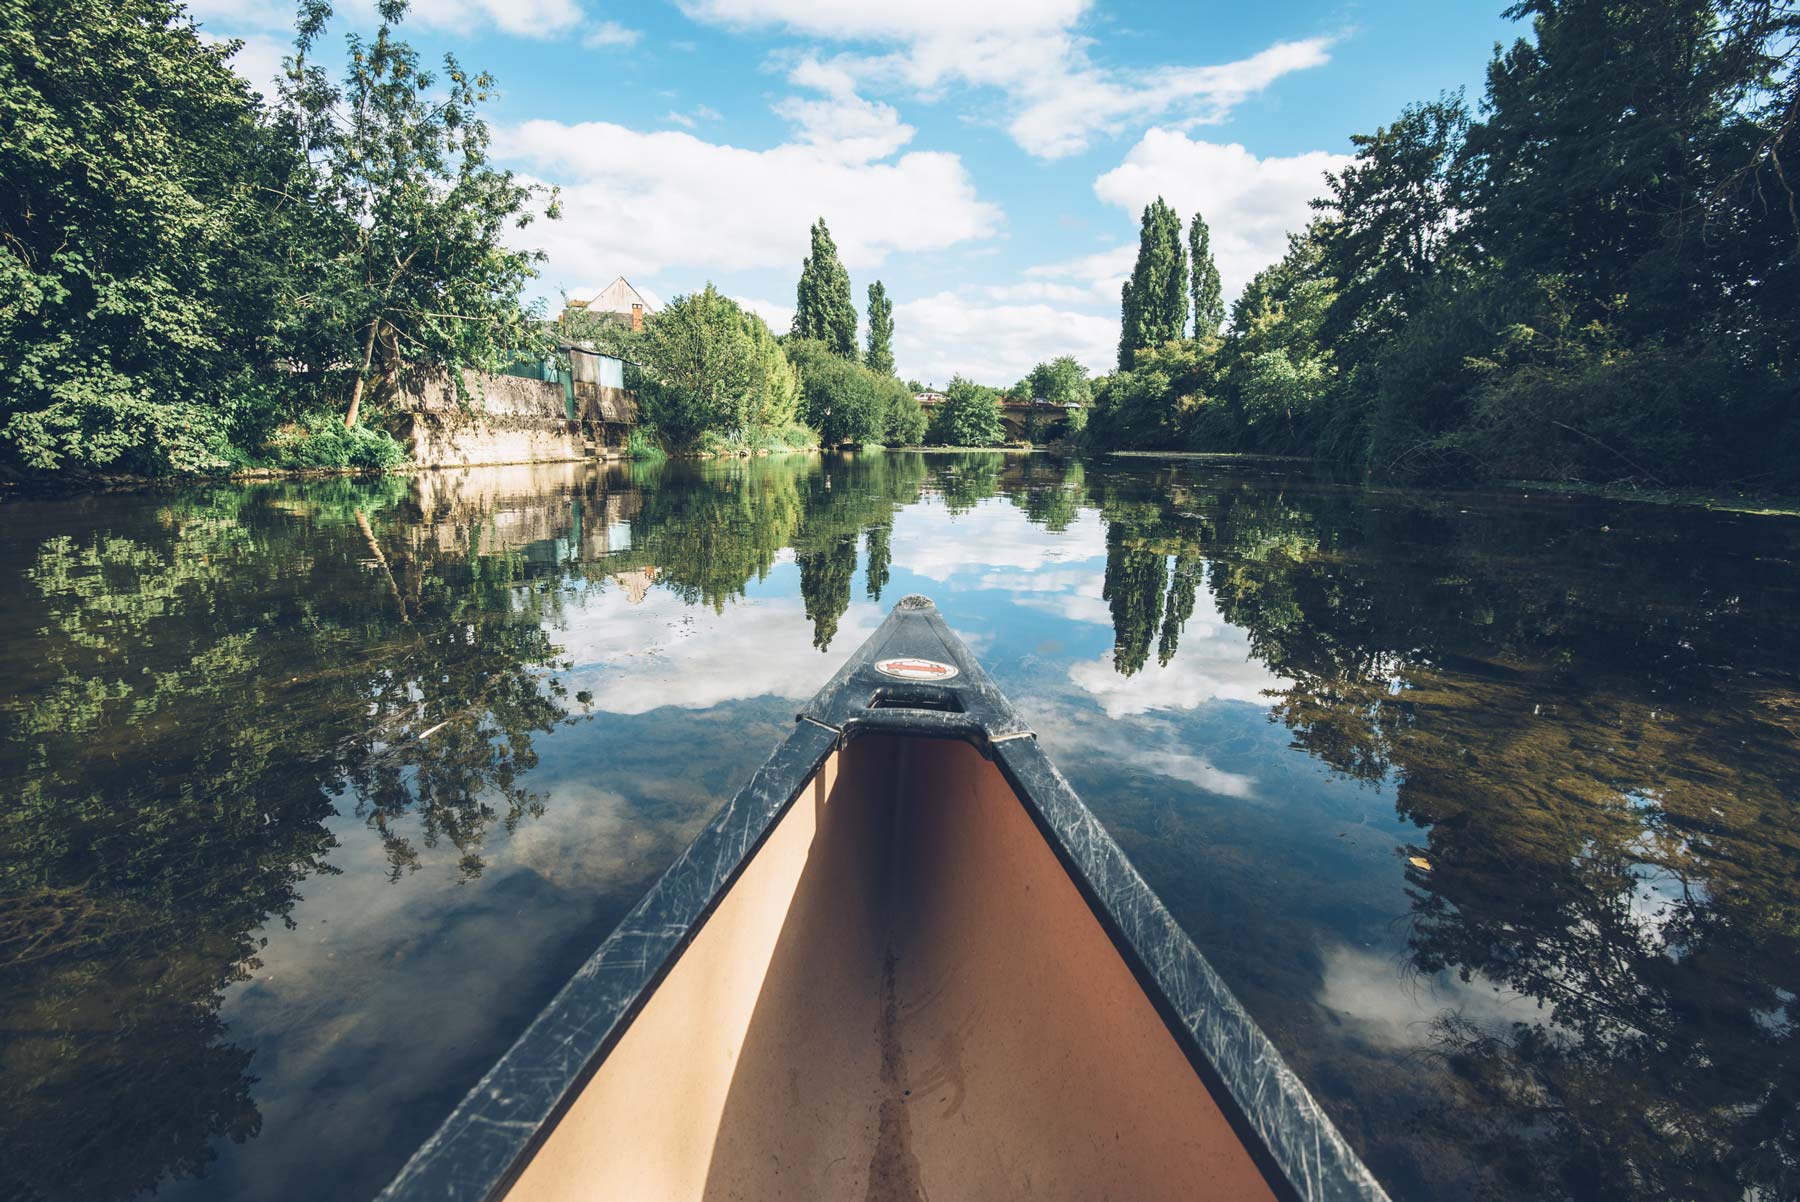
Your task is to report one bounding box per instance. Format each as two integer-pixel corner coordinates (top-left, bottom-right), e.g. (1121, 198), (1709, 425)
(2, 453), (1796, 1202)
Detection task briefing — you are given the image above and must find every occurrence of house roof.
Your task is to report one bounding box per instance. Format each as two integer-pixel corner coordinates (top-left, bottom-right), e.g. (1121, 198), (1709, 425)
(587, 276), (663, 316)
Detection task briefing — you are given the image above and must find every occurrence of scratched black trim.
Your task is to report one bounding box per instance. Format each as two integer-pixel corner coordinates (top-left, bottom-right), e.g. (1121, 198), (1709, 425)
(377, 596), (1391, 1202)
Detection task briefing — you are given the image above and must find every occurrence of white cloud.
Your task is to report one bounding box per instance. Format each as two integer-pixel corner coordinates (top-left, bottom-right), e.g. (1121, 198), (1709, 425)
(583, 20), (642, 47)
(497, 103), (1000, 288)
(1135, 749), (1259, 799)
(1093, 130), (1349, 304)
(993, 568), (1115, 627)
(996, 243), (1136, 311)
(733, 296), (796, 332)
(887, 501), (1107, 580)
(773, 56), (915, 161)
(1025, 700), (1264, 801)
(1005, 38), (1334, 159)
(185, 0), (293, 33)
(679, 1), (1330, 158)
(408, 0), (585, 37)
(1070, 645), (1283, 718)
(558, 586), (881, 712)
(1318, 944), (1535, 1049)
(1067, 582), (1287, 718)
(892, 291), (1117, 385)
(974, 566), (1102, 596)
(208, 30), (288, 97)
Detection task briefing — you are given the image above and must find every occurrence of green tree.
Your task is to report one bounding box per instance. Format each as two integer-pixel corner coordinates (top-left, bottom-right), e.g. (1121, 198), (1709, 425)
(865, 524), (892, 601)
(1165, 478), (1800, 1202)
(1212, 226), (1337, 454)
(796, 535), (858, 650)
(744, 310), (801, 431)
(865, 280), (896, 375)
(788, 337), (883, 445)
(635, 285), (763, 447)
(1118, 197), (1189, 369)
(1314, 95), (1471, 372)
(1189, 211), (1225, 337)
(622, 457), (806, 607)
(0, 481), (575, 1197)
(0, 0), (295, 473)
(1465, 3), (1721, 328)
(1087, 341), (1219, 450)
(791, 218), (857, 358)
(1018, 357), (1092, 444)
(879, 377), (928, 445)
(927, 376), (1005, 446)
(558, 301), (647, 363)
(1100, 527), (1168, 677)
(283, 0), (555, 428)
(1029, 356), (1093, 410)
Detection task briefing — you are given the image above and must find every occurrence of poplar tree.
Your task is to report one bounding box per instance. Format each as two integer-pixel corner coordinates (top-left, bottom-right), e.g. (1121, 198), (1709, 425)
(1189, 211), (1224, 337)
(791, 218), (857, 358)
(865, 281), (896, 375)
(1117, 197), (1187, 369)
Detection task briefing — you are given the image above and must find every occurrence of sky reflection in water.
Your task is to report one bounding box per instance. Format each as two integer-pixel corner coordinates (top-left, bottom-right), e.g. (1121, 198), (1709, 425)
(2, 454), (1797, 1202)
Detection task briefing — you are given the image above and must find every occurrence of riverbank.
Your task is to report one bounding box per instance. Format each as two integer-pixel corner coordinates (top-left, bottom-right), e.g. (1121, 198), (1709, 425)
(0, 446), (843, 499)
(1506, 479), (1800, 518)
(1099, 450), (1800, 517)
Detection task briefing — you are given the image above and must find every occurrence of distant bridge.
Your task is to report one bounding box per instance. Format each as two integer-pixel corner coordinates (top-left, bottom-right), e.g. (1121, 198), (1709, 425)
(913, 393), (1080, 443)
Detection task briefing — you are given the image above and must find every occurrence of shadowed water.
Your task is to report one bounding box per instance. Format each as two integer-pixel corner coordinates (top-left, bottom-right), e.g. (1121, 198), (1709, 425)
(1, 454), (1796, 1202)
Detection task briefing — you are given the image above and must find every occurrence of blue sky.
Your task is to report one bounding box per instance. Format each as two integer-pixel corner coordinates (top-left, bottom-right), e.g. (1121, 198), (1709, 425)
(196, 0), (1515, 384)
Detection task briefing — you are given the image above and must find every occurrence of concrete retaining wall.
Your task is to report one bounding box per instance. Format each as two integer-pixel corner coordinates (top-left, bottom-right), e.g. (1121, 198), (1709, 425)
(395, 368), (586, 468)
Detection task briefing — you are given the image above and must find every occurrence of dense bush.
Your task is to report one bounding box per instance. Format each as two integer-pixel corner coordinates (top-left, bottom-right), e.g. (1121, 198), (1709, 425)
(635, 286), (803, 451)
(770, 421), (822, 451)
(789, 338), (884, 445)
(927, 376), (1004, 447)
(624, 428), (666, 461)
(1086, 342), (1218, 451)
(0, 0), (296, 474)
(270, 414), (408, 470)
(881, 381), (928, 445)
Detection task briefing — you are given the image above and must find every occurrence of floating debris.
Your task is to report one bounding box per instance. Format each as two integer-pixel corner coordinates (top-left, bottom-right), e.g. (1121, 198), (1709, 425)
(1407, 855), (1433, 872)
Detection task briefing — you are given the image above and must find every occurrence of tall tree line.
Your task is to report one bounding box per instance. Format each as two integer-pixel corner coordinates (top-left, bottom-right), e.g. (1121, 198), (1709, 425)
(1117, 198), (1188, 369)
(865, 281), (895, 376)
(1189, 212), (1224, 337)
(0, 0), (553, 476)
(791, 218), (857, 357)
(1089, 0), (1800, 490)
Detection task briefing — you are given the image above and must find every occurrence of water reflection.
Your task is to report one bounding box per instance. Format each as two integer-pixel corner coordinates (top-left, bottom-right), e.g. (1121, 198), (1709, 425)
(0, 471), (597, 1200)
(0, 454), (1795, 1202)
(1069, 466), (1800, 1201)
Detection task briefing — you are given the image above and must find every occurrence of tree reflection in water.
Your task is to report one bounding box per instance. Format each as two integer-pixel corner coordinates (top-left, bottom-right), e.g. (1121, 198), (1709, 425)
(0, 455), (1794, 1202)
(0, 455), (934, 1200)
(0, 474), (600, 1199)
(1081, 465), (1800, 1202)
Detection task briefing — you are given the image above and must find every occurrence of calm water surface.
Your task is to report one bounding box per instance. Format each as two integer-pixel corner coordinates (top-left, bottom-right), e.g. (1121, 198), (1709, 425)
(3, 453), (1797, 1202)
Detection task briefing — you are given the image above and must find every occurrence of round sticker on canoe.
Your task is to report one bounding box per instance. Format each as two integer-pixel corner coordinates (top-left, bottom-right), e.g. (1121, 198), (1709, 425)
(875, 656), (959, 682)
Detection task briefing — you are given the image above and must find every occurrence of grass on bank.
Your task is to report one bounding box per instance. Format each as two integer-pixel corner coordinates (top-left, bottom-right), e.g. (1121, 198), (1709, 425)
(625, 429), (667, 462)
(264, 414), (409, 471)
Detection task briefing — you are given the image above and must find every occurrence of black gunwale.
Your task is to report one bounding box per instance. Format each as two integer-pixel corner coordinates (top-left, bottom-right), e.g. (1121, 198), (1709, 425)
(377, 596), (1392, 1202)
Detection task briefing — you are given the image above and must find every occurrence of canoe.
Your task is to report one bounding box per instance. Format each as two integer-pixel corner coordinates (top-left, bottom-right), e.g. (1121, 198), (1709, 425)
(379, 596), (1391, 1202)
